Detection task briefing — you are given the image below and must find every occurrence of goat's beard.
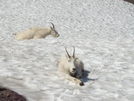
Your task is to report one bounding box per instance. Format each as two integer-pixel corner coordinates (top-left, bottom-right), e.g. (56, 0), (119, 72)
(71, 70), (76, 77)
(70, 69), (76, 77)
(71, 69), (76, 73)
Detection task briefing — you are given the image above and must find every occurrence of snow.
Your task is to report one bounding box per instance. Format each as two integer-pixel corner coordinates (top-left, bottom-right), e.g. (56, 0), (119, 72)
(0, 0), (134, 101)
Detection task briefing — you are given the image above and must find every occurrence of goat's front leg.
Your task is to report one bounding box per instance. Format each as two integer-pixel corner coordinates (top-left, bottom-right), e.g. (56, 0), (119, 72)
(65, 74), (84, 86)
(34, 35), (43, 39)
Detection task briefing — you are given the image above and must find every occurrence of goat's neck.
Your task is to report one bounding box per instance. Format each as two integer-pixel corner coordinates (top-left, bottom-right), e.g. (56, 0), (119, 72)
(43, 28), (51, 36)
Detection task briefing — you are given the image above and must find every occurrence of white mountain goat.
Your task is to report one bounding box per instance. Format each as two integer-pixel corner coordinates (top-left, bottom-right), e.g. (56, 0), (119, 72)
(57, 47), (84, 86)
(16, 23), (59, 40)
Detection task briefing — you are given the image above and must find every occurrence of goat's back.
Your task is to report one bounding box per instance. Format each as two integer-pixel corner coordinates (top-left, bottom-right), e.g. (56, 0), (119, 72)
(57, 54), (69, 72)
(16, 29), (35, 40)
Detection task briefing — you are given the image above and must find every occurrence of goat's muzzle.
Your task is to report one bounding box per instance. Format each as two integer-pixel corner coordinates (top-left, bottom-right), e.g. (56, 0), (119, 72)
(72, 68), (76, 72)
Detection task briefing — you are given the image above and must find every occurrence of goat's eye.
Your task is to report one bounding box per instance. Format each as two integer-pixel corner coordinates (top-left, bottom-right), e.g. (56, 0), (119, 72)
(68, 60), (71, 62)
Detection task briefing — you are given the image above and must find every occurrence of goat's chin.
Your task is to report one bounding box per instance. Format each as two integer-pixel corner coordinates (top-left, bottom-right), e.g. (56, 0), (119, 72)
(70, 70), (76, 74)
(70, 71), (76, 77)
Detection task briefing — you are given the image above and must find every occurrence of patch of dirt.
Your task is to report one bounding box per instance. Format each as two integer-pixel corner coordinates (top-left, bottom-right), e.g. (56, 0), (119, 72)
(0, 87), (26, 101)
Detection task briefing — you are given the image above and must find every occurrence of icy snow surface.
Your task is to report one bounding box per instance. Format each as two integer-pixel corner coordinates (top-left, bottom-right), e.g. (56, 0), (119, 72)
(0, 0), (134, 101)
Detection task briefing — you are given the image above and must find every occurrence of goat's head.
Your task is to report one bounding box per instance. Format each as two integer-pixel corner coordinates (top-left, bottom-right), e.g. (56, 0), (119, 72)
(65, 47), (77, 74)
(50, 23), (60, 38)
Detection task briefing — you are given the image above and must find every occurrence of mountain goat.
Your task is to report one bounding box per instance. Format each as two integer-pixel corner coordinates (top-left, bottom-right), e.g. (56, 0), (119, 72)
(57, 47), (84, 86)
(16, 23), (59, 40)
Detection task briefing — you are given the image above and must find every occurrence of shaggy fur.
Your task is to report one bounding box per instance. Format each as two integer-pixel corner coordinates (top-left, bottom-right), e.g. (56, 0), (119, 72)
(57, 47), (84, 86)
(16, 23), (59, 40)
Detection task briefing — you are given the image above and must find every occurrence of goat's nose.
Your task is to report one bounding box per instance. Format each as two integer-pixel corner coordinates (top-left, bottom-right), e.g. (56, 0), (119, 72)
(73, 68), (76, 71)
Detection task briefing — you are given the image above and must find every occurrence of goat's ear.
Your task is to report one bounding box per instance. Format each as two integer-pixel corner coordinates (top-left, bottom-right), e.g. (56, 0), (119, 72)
(50, 26), (53, 30)
(51, 23), (55, 29)
(66, 55), (71, 62)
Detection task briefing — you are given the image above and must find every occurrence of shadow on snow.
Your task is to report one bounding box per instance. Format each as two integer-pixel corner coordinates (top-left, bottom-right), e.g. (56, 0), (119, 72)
(81, 70), (98, 83)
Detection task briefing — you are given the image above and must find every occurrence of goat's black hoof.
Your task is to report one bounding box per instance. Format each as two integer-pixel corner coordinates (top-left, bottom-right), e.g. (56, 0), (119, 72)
(79, 82), (84, 86)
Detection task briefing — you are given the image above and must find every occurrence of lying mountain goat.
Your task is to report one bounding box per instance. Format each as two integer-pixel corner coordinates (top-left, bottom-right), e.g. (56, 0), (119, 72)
(57, 47), (84, 86)
(16, 23), (59, 40)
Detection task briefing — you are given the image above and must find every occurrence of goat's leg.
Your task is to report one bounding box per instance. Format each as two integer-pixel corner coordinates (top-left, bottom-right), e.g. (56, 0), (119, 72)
(34, 35), (43, 39)
(65, 74), (84, 86)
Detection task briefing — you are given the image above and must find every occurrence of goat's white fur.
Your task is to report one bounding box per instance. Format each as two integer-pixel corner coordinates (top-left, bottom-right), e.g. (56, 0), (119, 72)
(16, 23), (59, 40)
(57, 47), (84, 86)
